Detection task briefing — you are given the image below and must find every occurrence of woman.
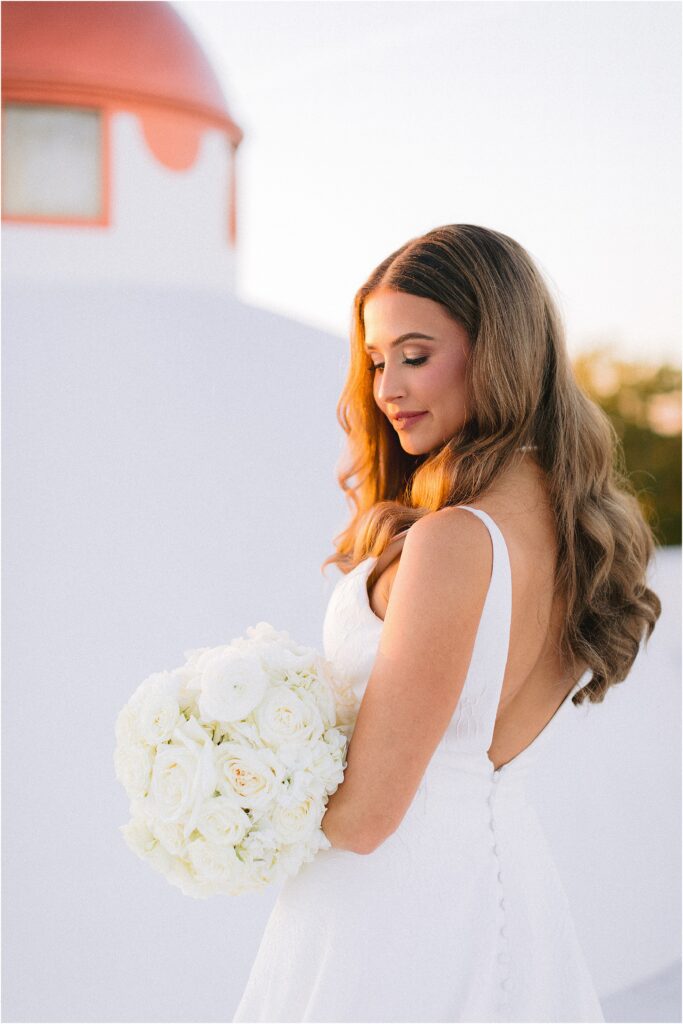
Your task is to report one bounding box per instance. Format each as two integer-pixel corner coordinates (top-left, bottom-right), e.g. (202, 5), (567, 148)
(232, 224), (661, 1023)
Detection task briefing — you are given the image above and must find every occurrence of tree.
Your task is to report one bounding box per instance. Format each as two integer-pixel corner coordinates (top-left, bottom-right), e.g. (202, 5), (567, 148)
(572, 348), (681, 547)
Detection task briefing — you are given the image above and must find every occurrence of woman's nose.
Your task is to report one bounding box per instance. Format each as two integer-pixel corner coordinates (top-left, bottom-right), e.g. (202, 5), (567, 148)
(376, 365), (406, 402)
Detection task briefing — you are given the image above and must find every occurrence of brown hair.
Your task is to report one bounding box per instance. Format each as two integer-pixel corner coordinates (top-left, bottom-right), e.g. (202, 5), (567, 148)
(322, 224), (662, 705)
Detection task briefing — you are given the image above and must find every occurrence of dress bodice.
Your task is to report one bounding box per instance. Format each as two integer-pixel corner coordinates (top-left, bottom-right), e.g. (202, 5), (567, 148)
(323, 505), (591, 781)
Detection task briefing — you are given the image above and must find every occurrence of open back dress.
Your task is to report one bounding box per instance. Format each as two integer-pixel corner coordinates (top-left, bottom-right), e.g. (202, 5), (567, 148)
(232, 505), (605, 1023)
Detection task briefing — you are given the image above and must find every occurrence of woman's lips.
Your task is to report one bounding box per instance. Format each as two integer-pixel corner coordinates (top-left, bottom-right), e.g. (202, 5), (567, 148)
(393, 412), (427, 428)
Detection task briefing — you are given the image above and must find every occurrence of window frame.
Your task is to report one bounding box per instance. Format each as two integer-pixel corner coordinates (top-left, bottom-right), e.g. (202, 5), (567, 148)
(1, 100), (111, 228)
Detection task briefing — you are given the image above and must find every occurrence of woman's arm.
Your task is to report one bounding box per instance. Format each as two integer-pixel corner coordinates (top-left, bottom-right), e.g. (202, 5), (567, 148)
(321, 507), (493, 854)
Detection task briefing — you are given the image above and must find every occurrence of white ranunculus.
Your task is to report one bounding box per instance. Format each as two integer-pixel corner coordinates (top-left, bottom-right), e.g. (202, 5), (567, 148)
(287, 734), (346, 791)
(196, 797), (251, 846)
(114, 741), (154, 800)
(282, 766), (327, 806)
(254, 686), (325, 750)
(198, 649), (269, 723)
(215, 741), (282, 810)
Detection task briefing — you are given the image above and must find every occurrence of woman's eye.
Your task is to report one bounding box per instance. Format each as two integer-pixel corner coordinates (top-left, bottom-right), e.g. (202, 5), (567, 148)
(369, 357), (428, 374)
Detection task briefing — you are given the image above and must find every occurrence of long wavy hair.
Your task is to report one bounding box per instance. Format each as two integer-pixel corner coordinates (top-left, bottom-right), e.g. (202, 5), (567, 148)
(322, 224), (662, 705)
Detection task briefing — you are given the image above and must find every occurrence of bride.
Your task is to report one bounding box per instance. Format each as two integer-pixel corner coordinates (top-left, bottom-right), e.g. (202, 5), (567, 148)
(232, 223), (661, 1023)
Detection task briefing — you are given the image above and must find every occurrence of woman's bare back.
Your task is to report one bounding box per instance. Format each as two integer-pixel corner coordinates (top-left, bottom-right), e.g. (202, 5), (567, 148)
(365, 453), (587, 771)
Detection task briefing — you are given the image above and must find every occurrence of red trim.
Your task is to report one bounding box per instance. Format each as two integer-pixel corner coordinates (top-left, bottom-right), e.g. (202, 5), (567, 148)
(229, 147), (237, 248)
(4, 78), (243, 147)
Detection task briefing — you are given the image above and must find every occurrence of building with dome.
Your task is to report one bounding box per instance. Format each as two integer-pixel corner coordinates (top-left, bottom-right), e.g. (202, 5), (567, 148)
(2, 0), (243, 290)
(2, 13), (348, 1019)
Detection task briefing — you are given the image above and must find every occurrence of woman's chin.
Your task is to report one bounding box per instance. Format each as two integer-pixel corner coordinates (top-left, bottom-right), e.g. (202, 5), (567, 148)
(399, 438), (430, 456)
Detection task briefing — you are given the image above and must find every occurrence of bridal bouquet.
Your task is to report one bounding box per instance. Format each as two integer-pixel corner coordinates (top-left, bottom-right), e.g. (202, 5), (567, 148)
(114, 622), (358, 899)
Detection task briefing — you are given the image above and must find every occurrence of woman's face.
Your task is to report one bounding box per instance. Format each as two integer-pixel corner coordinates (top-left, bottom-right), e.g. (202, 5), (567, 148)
(363, 287), (472, 455)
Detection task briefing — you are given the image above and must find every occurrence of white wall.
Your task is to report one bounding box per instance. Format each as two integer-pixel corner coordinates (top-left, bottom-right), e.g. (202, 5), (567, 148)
(3, 112), (237, 292)
(2, 280), (680, 1022)
(527, 544), (681, 1005)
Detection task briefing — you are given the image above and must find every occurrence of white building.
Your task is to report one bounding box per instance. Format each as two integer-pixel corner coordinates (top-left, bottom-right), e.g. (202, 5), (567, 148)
(2, 0), (244, 291)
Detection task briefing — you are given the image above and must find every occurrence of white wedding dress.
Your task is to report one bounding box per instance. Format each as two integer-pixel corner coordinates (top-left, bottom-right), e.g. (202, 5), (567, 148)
(232, 505), (605, 1023)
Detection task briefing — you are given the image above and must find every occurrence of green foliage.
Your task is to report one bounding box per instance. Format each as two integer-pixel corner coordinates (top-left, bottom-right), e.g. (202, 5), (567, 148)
(572, 348), (681, 547)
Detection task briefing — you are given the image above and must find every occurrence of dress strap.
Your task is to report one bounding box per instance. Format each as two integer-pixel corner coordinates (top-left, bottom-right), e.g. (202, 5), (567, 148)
(448, 505), (513, 754)
(391, 527), (412, 542)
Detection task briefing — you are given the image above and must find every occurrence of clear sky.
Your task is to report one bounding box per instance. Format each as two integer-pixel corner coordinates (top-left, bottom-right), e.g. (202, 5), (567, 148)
(176, 0), (681, 365)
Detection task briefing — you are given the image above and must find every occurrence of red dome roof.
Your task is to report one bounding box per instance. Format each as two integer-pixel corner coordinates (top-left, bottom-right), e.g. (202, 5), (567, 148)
(1, 1), (243, 145)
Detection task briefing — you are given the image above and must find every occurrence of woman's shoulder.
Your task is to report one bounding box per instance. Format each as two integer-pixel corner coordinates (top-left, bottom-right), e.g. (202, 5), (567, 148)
(415, 483), (555, 586)
(403, 506), (497, 578)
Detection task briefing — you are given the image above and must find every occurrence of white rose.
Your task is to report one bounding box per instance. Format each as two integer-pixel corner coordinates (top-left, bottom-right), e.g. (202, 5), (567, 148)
(170, 664), (202, 716)
(242, 623), (319, 674)
(150, 738), (212, 824)
(152, 819), (190, 856)
(120, 817), (175, 876)
(215, 741), (282, 810)
(254, 686), (324, 749)
(115, 705), (140, 747)
(114, 741), (154, 800)
(120, 816), (156, 856)
(333, 684), (360, 735)
(259, 642), (318, 677)
(245, 622), (290, 646)
(128, 795), (152, 821)
(169, 856), (216, 899)
(269, 792), (322, 845)
(234, 821), (283, 889)
(198, 649), (269, 723)
(182, 645), (214, 670)
(196, 796), (251, 846)
(127, 670), (176, 711)
(136, 686), (181, 746)
(223, 716), (262, 747)
(295, 672), (337, 729)
(186, 836), (244, 889)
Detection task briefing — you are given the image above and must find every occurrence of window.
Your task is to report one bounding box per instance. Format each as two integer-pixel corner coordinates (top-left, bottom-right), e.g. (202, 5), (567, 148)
(2, 103), (103, 220)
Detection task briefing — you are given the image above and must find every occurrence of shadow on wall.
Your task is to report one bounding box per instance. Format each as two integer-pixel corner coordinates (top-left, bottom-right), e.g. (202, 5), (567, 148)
(601, 959), (681, 1024)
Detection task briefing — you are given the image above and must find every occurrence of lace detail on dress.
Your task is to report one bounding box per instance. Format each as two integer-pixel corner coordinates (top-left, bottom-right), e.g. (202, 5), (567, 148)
(451, 687), (487, 742)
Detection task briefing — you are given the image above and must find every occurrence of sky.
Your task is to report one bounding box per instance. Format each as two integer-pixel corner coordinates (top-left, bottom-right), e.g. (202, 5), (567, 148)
(175, 0), (681, 365)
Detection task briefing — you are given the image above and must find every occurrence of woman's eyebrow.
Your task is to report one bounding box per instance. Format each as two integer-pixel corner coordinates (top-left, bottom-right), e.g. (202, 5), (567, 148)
(364, 332), (435, 352)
